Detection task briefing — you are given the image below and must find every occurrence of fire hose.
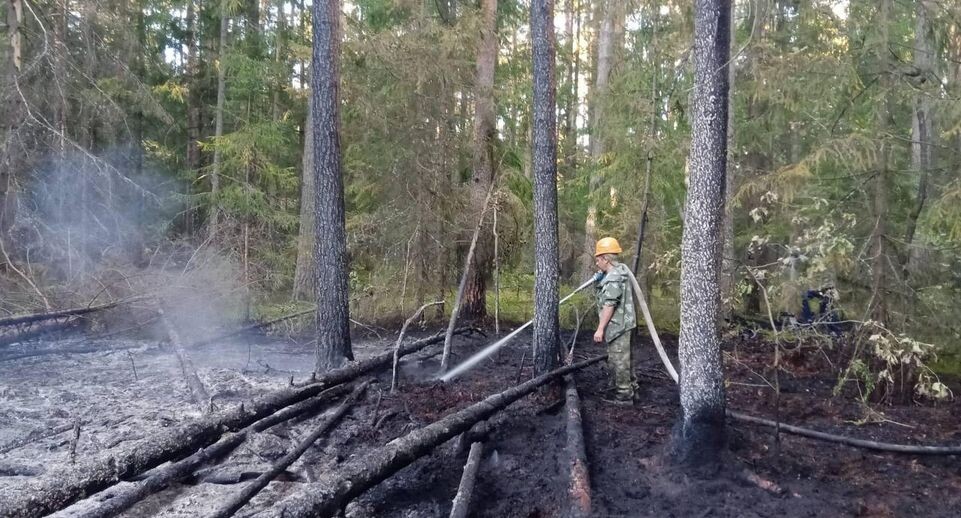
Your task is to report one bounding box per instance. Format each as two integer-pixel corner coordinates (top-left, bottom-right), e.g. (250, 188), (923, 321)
(443, 266), (961, 455)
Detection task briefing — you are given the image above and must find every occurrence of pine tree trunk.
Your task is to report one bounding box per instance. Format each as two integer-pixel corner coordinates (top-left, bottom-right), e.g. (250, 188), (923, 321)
(531, 0), (560, 376)
(869, 0), (891, 324)
(209, 9), (228, 240)
(902, 1), (933, 280)
(293, 97), (316, 301)
(461, 0), (498, 320)
(580, 0), (617, 278)
(671, 0), (730, 468)
(0, 0), (23, 243)
(185, 1), (201, 181)
(312, 0), (353, 371)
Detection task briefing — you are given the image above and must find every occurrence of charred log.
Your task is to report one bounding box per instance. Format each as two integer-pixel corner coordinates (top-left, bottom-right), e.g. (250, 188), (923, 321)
(209, 381), (370, 518)
(564, 375), (591, 517)
(49, 383), (352, 518)
(0, 329), (467, 518)
(448, 441), (484, 518)
(263, 355), (606, 517)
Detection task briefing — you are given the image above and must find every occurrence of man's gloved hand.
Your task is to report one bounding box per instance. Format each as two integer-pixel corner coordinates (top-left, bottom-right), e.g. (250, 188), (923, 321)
(592, 271), (605, 283)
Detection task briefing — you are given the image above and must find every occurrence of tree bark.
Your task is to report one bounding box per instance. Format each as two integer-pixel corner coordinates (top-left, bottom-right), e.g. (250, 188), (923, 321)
(312, 0), (353, 371)
(0, 331), (462, 518)
(293, 96), (316, 300)
(531, 0), (561, 376)
(263, 355), (606, 517)
(461, 0), (499, 320)
(719, 0), (737, 321)
(671, 0), (730, 468)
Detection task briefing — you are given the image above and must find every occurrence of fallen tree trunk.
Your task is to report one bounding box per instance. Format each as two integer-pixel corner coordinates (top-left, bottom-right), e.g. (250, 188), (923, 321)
(0, 328), (470, 518)
(263, 354), (606, 518)
(0, 424), (75, 455)
(564, 375), (591, 518)
(727, 410), (961, 455)
(157, 309), (210, 412)
(0, 343), (150, 363)
(49, 383), (352, 518)
(190, 308), (315, 349)
(0, 319), (84, 347)
(0, 297), (145, 329)
(449, 441), (484, 518)
(210, 382), (370, 518)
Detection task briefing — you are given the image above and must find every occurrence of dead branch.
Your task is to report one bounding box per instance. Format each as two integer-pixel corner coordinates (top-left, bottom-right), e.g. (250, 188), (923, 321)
(50, 384), (352, 518)
(0, 342), (149, 363)
(564, 375), (591, 517)
(449, 441), (484, 518)
(209, 381), (371, 518)
(0, 329), (466, 518)
(0, 318), (83, 348)
(0, 423), (74, 455)
(264, 355), (606, 517)
(0, 296), (145, 329)
(392, 301), (443, 392)
(441, 180), (497, 371)
(157, 308), (211, 412)
(727, 410), (961, 455)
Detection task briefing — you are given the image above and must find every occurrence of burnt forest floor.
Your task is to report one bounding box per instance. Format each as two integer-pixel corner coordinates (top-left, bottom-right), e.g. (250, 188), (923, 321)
(1, 324), (960, 517)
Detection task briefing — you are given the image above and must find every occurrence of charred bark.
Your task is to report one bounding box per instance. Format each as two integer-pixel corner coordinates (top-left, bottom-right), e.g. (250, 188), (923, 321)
(564, 375), (591, 517)
(53, 384), (353, 518)
(671, 0), (730, 468)
(263, 355), (606, 517)
(312, 0), (353, 371)
(531, 0), (561, 376)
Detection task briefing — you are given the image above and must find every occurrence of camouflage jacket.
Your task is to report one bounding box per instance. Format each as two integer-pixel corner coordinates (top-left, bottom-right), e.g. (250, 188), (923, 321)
(594, 263), (637, 341)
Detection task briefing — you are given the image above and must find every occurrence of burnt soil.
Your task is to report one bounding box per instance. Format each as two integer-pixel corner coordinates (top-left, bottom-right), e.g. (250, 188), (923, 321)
(1, 326), (960, 517)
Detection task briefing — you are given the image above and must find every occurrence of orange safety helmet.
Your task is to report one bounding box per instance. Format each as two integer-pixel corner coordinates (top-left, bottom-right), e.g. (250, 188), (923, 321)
(594, 237), (622, 256)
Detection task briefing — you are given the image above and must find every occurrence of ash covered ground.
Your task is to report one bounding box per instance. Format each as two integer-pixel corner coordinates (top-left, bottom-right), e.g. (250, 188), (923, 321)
(1, 326), (960, 517)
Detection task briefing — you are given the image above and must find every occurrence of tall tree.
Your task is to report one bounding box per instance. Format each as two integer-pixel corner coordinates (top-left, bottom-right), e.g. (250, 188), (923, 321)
(0, 0), (23, 244)
(868, 0), (892, 324)
(531, 0), (560, 376)
(312, 0), (352, 371)
(902, 1), (934, 279)
(581, 0), (623, 278)
(461, 0), (499, 320)
(672, 0), (730, 467)
(293, 97), (316, 301)
(185, 0), (202, 194)
(209, 3), (229, 240)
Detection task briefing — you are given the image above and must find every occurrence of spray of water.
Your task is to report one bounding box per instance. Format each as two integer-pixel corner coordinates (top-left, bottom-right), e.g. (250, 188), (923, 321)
(439, 277), (596, 382)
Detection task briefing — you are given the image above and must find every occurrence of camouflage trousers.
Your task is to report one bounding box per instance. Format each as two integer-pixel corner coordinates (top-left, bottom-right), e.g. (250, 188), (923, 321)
(606, 331), (637, 399)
